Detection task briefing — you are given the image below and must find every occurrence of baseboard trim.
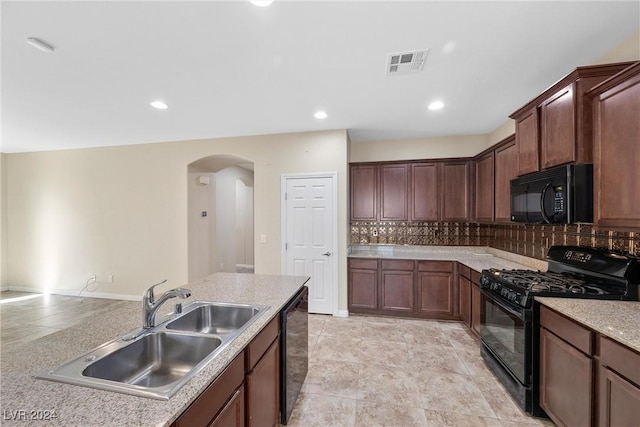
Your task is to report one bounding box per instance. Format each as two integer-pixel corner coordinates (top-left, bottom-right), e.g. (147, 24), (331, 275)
(335, 309), (349, 318)
(4, 286), (140, 301)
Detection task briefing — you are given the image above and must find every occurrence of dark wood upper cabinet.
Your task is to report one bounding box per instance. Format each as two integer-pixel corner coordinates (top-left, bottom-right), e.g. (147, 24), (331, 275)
(380, 164), (409, 221)
(514, 107), (540, 175)
(493, 135), (517, 223)
(349, 164), (377, 221)
(588, 61), (640, 230)
(510, 62), (634, 176)
(441, 161), (471, 222)
(410, 162), (439, 221)
(474, 151), (495, 223)
(540, 84), (576, 169)
(350, 160), (470, 223)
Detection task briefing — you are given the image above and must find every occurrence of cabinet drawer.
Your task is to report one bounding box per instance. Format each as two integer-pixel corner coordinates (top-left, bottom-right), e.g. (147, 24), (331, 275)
(540, 306), (593, 355)
(600, 336), (640, 386)
(458, 263), (471, 279)
(246, 316), (279, 371)
(381, 260), (415, 271)
(471, 270), (481, 284)
(417, 261), (453, 273)
(349, 258), (378, 270)
(174, 352), (245, 427)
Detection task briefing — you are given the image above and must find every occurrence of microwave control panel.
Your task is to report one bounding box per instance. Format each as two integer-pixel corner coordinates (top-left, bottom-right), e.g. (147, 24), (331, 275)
(553, 185), (565, 213)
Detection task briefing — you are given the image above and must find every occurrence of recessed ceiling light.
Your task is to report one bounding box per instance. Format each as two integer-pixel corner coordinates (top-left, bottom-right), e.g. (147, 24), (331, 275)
(26, 37), (55, 53)
(250, 0), (273, 6)
(428, 101), (444, 111)
(150, 100), (168, 110)
(314, 111), (328, 119)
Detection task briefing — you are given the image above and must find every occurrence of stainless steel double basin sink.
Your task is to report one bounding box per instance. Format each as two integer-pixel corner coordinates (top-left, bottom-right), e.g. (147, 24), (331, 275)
(37, 301), (269, 400)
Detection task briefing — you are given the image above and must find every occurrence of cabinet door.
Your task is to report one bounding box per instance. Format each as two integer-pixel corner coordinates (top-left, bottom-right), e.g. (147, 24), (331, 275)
(516, 107), (540, 175)
(494, 136), (517, 223)
(210, 385), (245, 427)
(246, 339), (280, 427)
(474, 152), (495, 222)
(593, 66), (640, 229)
(410, 163), (439, 221)
(540, 328), (593, 427)
(441, 161), (470, 221)
(380, 164), (409, 221)
(470, 281), (481, 336)
(541, 84), (576, 169)
(350, 165), (377, 221)
(598, 366), (640, 427)
(458, 274), (471, 326)
(416, 271), (454, 318)
(380, 270), (414, 313)
(349, 268), (378, 311)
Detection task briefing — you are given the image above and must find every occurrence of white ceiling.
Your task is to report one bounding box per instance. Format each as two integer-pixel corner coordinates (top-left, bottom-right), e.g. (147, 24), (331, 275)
(1, 1), (638, 154)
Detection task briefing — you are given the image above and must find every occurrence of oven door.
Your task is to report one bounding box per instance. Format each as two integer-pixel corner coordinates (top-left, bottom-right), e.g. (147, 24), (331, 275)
(480, 289), (531, 386)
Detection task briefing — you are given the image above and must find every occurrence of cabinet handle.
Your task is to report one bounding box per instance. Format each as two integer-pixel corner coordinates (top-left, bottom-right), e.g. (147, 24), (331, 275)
(322, 252), (332, 256)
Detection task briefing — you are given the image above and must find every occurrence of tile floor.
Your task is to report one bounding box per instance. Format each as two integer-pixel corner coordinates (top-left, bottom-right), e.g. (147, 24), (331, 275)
(0, 291), (554, 426)
(288, 314), (555, 427)
(0, 291), (126, 348)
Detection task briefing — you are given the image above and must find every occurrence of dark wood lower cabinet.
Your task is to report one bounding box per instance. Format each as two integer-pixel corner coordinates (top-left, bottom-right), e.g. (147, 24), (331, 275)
(598, 336), (640, 427)
(246, 339), (280, 427)
(380, 260), (415, 314)
(470, 271), (481, 336)
(598, 367), (640, 427)
(540, 327), (594, 427)
(348, 259), (378, 312)
(172, 353), (245, 427)
(458, 274), (471, 327)
(416, 261), (456, 319)
(348, 258), (457, 320)
(212, 385), (245, 427)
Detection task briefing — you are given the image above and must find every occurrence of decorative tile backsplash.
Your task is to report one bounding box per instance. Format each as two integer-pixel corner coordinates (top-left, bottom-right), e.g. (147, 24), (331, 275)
(350, 221), (640, 259)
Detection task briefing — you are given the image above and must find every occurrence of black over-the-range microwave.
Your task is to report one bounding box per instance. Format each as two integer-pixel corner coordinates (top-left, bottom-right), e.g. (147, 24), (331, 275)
(510, 163), (593, 224)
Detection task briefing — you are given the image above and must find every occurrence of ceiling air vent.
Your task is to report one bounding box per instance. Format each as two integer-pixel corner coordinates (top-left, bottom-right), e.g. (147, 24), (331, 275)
(386, 49), (429, 76)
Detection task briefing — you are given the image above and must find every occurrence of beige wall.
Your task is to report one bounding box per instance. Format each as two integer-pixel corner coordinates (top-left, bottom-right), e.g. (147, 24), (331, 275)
(349, 134), (492, 163)
(5, 130), (349, 306)
(594, 31), (640, 64)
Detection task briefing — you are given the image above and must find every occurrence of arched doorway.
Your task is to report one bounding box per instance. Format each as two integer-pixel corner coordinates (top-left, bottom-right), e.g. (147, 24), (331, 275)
(187, 155), (254, 281)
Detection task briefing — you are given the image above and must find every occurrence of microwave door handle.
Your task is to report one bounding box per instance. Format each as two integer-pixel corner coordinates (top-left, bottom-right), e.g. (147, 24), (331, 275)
(540, 181), (552, 224)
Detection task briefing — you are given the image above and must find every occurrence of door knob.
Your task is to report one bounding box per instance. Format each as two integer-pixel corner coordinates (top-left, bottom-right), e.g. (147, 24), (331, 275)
(322, 252), (332, 256)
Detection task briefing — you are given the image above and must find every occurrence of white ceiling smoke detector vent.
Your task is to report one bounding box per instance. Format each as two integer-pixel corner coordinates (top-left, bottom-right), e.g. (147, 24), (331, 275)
(386, 49), (429, 76)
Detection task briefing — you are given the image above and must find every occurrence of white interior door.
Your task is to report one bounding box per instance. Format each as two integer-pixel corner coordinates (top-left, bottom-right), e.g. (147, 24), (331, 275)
(282, 174), (336, 315)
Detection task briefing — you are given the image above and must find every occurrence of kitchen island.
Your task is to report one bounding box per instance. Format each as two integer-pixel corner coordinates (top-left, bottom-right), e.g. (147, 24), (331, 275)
(0, 273), (308, 427)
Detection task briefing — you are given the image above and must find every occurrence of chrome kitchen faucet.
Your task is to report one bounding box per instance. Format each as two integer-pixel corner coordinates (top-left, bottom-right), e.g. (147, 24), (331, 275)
(142, 280), (192, 329)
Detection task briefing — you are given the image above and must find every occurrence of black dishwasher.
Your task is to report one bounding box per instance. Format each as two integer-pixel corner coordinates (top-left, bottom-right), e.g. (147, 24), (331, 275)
(280, 286), (308, 424)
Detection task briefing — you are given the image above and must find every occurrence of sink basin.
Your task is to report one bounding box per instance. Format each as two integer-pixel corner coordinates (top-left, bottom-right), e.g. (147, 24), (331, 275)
(82, 332), (222, 388)
(166, 302), (268, 335)
(37, 301), (270, 399)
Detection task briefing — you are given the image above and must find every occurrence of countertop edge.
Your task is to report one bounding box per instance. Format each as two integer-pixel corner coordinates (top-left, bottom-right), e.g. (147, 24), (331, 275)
(536, 297), (640, 354)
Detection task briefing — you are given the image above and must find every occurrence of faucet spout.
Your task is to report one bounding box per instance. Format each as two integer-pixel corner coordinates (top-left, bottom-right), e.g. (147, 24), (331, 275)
(142, 280), (192, 329)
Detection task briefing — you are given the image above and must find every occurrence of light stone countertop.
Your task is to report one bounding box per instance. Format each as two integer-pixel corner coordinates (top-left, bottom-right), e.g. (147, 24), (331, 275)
(348, 245), (548, 272)
(536, 297), (640, 353)
(0, 273), (308, 427)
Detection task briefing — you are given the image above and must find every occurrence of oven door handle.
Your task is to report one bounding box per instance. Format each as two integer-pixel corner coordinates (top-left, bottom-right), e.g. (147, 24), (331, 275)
(480, 288), (528, 321)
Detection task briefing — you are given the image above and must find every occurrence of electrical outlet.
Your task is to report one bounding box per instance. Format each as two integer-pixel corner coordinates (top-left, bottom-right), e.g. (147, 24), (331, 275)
(372, 228), (378, 237)
(108, 274), (114, 283)
(90, 274), (97, 282)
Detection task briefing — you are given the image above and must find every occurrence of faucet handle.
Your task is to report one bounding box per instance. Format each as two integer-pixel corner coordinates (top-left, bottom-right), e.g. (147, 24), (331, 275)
(143, 279), (168, 302)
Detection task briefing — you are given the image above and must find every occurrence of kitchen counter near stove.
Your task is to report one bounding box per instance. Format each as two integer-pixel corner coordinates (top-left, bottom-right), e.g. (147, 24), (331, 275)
(348, 245), (548, 272)
(536, 297), (640, 353)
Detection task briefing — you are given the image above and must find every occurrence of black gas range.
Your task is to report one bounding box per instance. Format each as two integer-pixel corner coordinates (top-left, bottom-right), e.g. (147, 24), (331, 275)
(478, 246), (640, 417)
(481, 245), (639, 308)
